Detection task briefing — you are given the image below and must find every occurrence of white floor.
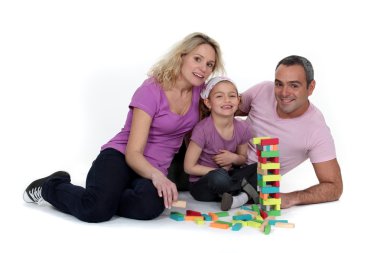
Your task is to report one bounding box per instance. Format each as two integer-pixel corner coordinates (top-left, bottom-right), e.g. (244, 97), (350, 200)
(4, 161), (373, 253)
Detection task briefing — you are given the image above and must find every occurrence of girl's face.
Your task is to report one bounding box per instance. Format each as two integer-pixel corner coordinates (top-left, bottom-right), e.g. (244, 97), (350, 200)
(180, 44), (216, 87)
(204, 81), (240, 117)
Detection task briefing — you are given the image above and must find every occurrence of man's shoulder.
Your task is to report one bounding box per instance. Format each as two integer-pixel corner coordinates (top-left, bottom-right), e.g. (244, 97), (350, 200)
(307, 103), (328, 126)
(244, 80), (273, 93)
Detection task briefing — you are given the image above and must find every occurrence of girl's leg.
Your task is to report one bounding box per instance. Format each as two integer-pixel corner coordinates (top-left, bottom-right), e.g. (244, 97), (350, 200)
(189, 168), (232, 202)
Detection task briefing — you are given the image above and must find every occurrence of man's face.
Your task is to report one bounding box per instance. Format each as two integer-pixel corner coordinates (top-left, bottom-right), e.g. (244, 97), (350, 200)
(274, 64), (315, 118)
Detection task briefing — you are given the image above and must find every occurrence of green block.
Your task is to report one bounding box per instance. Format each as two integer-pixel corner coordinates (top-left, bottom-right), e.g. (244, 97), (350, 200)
(264, 224), (271, 235)
(267, 210), (281, 216)
(261, 150), (279, 158)
(214, 211), (229, 217)
(215, 220), (232, 227)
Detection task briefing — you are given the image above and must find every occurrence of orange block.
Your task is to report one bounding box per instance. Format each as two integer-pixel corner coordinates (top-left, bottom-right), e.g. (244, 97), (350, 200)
(210, 222), (229, 229)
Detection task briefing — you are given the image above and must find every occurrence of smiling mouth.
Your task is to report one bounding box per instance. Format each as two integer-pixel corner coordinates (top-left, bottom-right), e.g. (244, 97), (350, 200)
(280, 98), (294, 104)
(193, 72), (204, 79)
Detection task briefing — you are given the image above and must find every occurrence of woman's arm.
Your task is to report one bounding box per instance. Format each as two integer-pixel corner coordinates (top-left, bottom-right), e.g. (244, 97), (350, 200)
(125, 108), (178, 208)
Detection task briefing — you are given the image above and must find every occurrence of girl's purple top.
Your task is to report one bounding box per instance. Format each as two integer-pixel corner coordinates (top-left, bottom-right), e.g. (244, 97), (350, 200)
(101, 77), (202, 175)
(189, 116), (254, 182)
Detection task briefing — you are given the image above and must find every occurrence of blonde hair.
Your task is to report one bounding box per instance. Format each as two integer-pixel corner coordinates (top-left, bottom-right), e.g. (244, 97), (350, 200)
(148, 32), (225, 89)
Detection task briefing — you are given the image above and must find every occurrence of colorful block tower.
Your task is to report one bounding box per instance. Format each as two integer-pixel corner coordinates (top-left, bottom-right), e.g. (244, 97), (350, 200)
(253, 137), (281, 218)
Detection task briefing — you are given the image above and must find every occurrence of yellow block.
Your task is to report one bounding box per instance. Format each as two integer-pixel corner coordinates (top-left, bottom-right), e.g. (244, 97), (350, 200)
(260, 163), (280, 169)
(257, 167), (268, 175)
(247, 221), (262, 228)
(253, 136), (271, 144)
(263, 175), (281, 181)
(263, 198), (281, 205)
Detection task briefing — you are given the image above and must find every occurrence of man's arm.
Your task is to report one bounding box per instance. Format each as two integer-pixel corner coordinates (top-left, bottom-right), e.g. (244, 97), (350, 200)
(281, 158), (343, 209)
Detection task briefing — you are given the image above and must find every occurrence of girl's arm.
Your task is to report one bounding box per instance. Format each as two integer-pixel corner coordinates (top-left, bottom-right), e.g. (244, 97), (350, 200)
(184, 141), (215, 176)
(213, 143), (248, 167)
(125, 108), (178, 208)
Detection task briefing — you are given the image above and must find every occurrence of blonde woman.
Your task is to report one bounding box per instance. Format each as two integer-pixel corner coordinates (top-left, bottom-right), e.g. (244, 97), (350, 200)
(23, 33), (224, 222)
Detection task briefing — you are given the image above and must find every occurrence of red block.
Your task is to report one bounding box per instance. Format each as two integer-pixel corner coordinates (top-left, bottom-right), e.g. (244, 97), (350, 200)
(269, 157), (279, 163)
(186, 210), (202, 216)
(258, 157), (267, 163)
(261, 138), (279, 146)
(260, 209), (268, 219)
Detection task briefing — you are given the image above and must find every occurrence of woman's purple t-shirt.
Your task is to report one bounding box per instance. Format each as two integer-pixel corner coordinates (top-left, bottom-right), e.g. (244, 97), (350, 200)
(101, 77), (202, 175)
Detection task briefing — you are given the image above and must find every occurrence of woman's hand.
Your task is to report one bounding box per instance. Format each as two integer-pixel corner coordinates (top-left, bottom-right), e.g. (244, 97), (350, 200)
(151, 171), (178, 208)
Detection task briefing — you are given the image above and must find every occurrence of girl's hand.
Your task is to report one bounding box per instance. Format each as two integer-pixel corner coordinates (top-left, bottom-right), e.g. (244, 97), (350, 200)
(151, 171), (178, 208)
(213, 150), (236, 168)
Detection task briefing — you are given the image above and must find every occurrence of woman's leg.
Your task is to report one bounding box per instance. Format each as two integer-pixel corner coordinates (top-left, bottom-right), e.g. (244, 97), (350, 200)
(117, 178), (165, 220)
(41, 149), (130, 223)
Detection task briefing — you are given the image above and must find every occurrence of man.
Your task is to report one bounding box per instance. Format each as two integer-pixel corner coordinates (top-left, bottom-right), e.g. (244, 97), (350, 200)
(239, 55), (343, 208)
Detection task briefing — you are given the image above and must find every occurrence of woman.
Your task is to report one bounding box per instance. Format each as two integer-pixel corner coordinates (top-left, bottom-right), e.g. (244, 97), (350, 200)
(23, 32), (225, 222)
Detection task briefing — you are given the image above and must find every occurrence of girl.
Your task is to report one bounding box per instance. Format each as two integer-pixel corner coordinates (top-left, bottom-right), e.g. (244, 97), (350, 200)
(184, 77), (258, 211)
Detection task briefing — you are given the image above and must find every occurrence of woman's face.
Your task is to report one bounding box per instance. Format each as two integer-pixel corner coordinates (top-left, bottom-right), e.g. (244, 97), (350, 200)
(180, 44), (216, 87)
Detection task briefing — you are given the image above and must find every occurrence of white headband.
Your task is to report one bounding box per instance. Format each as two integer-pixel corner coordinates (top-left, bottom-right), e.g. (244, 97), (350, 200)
(201, 76), (235, 99)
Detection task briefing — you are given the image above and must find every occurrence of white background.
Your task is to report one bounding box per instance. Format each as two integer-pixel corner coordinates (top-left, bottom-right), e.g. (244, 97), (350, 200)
(1, 0), (378, 252)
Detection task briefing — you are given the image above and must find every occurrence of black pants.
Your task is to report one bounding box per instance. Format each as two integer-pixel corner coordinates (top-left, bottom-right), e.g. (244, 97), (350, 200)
(189, 163), (257, 202)
(42, 148), (165, 223)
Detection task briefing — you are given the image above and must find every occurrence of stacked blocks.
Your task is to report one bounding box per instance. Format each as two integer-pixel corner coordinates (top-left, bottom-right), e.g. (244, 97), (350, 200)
(253, 137), (281, 218)
(169, 137), (296, 234)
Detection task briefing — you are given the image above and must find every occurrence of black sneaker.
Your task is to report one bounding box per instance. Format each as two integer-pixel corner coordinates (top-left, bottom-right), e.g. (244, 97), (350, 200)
(23, 171), (70, 204)
(220, 192), (233, 211)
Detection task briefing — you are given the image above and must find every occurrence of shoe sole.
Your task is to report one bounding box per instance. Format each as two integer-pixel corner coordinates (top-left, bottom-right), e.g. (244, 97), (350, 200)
(23, 171), (70, 203)
(220, 192), (233, 211)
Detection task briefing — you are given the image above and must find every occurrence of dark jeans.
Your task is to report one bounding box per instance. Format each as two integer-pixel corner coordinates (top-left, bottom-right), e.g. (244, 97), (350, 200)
(41, 148), (165, 223)
(189, 163), (257, 202)
(167, 142), (189, 191)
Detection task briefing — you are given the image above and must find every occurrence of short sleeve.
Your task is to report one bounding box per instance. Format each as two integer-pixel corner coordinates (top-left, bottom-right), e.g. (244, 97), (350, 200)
(190, 122), (206, 149)
(240, 81), (271, 114)
(129, 82), (160, 118)
(308, 126), (337, 163)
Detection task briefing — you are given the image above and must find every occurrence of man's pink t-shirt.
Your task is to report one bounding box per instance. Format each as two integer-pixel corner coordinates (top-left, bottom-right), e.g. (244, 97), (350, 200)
(101, 77), (201, 175)
(240, 81), (336, 175)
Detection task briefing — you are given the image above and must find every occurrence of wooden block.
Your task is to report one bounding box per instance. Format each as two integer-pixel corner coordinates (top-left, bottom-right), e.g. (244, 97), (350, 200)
(261, 138), (279, 146)
(185, 215), (204, 221)
(208, 212), (219, 221)
(275, 222), (295, 228)
(260, 162), (280, 170)
(169, 213), (184, 221)
(172, 200), (186, 208)
(264, 224), (271, 235)
(232, 214), (253, 221)
(186, 210), (202, 216)
(210, 222), (229, 229)
(231, 223), (243, 231)
(214, 211), (229, 217)
(263, 174), (281, 182)
(261, 150), (280, 158)
(268, 220), (288, 226)
(253, 137), (271, 145)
